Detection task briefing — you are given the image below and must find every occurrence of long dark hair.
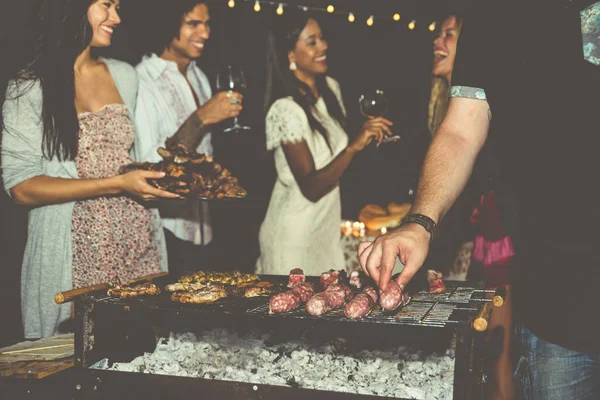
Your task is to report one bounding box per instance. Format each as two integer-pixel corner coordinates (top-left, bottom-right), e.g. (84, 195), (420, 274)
(0, 0), (96, 161)
(265, 10), (346, 149)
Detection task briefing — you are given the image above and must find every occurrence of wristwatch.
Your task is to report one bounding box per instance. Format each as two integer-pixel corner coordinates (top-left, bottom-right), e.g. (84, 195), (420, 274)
(399, 214), (437, 242)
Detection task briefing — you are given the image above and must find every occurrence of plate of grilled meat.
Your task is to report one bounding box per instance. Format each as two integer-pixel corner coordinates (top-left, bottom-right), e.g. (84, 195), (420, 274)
(121, 144), (247, 200)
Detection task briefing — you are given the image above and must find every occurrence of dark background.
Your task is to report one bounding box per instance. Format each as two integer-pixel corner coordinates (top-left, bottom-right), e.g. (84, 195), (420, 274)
(0, 0), (472, 347)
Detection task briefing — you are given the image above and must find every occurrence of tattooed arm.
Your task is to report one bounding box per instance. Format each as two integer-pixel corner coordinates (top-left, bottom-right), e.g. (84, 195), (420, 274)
(166, 91), (243, 150)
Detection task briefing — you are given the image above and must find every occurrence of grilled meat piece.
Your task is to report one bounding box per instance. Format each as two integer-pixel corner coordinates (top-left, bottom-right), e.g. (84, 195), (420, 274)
(107, 282), (161, 298)
(165, 282), (210, 292)
(170, 284), (228, 304)
(268, 282), (315, 314)
(120, 144), (247, 198)
(344, 286), (379, 320)
(319, 269), (345, 289)
(287, 268), (306, 288)
(380, 280), (404, 311)
(427, 270), (446, 294)
(305, 283), (354, 317)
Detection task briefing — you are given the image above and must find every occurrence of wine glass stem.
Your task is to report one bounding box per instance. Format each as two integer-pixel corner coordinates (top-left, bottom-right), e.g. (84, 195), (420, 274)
(232, 116), (239, 127)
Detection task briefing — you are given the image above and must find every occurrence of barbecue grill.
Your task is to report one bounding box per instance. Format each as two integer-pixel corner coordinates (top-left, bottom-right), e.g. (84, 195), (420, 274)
(61, 274), (501, 400)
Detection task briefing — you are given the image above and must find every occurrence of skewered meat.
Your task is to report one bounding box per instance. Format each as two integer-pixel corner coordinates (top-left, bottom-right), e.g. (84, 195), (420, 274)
(121, 144), (247, 199)
(427, 270), (446, 294)
(268, 282), (315, 314)
(107, 282), (161, 298)
(170, 284), (228, 304)
(319, 269), (345, 289)
(349, 270), (365, 289)
(380, 280), (405, 311)
(287, 268), (306, 288)
(305, 283), (354, 316)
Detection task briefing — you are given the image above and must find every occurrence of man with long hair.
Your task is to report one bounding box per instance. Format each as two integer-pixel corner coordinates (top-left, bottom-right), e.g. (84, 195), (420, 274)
(133, 0), (243, 276)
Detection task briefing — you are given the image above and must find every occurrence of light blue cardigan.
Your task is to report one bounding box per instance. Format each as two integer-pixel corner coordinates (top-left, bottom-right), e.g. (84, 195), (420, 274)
(1, 58), (167, 339)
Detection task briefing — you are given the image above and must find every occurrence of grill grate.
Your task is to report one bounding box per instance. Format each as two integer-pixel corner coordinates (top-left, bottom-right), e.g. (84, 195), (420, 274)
(246, 283), (493, 329)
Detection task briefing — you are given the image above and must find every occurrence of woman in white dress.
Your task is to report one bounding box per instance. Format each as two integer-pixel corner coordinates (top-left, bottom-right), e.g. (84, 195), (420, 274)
(256, 12), (393, 276)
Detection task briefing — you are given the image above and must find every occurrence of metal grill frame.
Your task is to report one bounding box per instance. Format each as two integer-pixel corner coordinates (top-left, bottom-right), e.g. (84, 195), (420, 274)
(71, 277), (489, 400)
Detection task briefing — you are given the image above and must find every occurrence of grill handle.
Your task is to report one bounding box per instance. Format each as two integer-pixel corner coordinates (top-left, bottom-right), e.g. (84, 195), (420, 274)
(492, 286), (507, 307)
(54, 272), (168, 304)
(473, 302), (493, 332)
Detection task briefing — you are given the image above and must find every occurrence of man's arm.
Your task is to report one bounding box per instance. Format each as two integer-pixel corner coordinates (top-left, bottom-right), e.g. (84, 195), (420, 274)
(166, 91), (243, 151)
(358, 97), (491, 290)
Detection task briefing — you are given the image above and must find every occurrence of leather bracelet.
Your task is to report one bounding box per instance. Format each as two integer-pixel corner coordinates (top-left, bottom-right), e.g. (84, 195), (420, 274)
(400, 213), (438, 242)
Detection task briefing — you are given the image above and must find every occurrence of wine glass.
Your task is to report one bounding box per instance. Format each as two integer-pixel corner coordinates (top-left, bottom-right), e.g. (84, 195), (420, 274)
(359, 89), (389, 118)
(216, 65), (251, 132)
(358, 89), (400, 146)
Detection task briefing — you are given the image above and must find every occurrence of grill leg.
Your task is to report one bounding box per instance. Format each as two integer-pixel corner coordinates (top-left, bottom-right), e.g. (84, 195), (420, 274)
(453, 325), (484, 400)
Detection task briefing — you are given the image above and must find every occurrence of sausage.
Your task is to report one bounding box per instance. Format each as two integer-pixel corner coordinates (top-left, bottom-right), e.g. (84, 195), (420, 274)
(269, 291), (302, 314)
(380, 280), (404, 311)
(306, 283), (353, 316)
(287, 268), (306, 288)
(344, 293), (374, 319)
(363, 286), (378, 303)
(291, 282), (315, 302)
(344, 286), (378, 319)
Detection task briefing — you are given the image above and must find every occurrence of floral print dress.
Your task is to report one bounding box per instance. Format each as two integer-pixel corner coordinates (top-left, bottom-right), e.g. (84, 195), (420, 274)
(72, 104), (160, 288)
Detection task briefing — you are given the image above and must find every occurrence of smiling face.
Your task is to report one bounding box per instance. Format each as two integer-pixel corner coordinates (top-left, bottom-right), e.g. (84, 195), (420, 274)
(169, 3), (211, 62)
(289, 18), (329, 79)
(87, 0), (121, 48)
(432, 16), (458, 82)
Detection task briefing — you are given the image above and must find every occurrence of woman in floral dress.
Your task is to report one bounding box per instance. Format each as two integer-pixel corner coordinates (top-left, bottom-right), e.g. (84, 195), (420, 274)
(1, 0), (179, 339)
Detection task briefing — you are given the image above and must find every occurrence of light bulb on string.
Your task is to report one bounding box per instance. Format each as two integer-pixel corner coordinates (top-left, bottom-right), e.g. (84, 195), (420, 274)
(428, 21), (436, 32)
(393, 13), (401, 21)
(348, 13), (355, 23)
(228, 0), (235, 8)
(408, 20), (416, 30)
(253, 0), (261, 12)
(327, 5), (335, 13)
(276, 3), (284, 15)
(366, 15), (374, 27)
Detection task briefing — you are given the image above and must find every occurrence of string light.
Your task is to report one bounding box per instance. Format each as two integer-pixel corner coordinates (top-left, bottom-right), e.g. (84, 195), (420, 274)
(234, 1), (428, 30)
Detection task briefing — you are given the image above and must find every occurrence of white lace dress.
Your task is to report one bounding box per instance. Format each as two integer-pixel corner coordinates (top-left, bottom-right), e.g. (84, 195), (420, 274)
(256, 77), (348, 276)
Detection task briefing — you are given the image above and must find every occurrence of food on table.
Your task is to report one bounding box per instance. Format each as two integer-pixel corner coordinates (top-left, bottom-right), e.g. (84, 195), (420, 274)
(427, 270), (446, 294)
(344, 286), (378, 320)
(386, 202), (412, 216)
(268, 282), (315, 314)
(380, 280), (409, 311)
(287, 268), (306, 288)
(305, 283), (354, 316)
(179, 270), (259, 285)
(107, 282), (161, 298)
(170, 284), (228, 304)
(358, 202), (412, 231)
(121, 144), (247, 199)
(319, 269), (345, 289)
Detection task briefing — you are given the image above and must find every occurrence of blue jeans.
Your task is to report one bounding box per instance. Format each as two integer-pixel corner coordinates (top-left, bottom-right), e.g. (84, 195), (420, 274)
(515, 324), (600, 400)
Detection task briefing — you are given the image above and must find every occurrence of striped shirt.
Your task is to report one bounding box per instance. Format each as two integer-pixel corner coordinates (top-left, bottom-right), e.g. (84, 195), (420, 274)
(134, 53), (213, 245)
